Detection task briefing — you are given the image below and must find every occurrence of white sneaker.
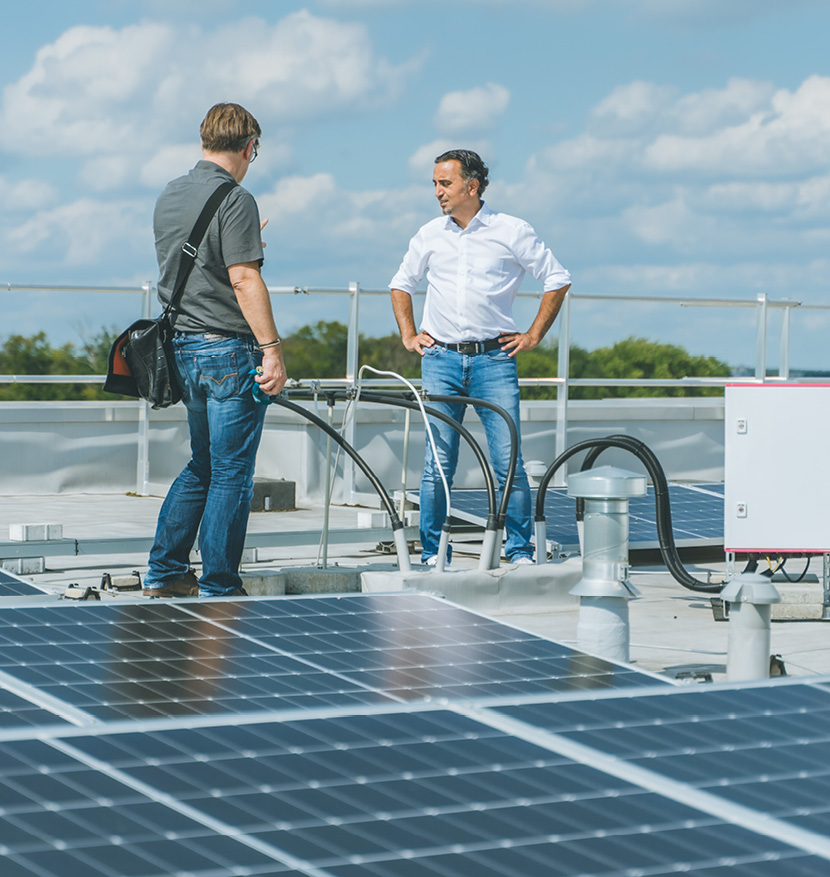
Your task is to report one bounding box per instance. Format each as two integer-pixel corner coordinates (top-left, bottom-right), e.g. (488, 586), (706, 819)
(512, 556), (534, 566)
(423, 555), (450, 568)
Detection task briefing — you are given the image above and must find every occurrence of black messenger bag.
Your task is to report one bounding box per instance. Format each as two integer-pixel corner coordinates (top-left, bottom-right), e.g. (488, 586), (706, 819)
(105, 180), (237, 408)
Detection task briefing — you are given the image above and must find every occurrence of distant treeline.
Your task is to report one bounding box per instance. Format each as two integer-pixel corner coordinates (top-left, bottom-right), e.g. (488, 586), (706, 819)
(0, 324), (730, 401)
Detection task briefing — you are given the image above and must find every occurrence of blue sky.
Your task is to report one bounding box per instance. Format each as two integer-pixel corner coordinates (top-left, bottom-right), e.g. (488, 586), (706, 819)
(2, 0), (830, 369)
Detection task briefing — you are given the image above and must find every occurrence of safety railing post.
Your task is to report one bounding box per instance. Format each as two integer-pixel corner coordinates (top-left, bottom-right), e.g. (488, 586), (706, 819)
(343, 281), (360, 502)
(554, 294), (571, 488)
(778, 302), (791, 381)
(135, 281), (153, 495)
(755, 292), (768, 381)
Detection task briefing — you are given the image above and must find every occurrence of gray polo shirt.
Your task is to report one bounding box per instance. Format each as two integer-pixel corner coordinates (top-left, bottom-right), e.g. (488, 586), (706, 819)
(154, 160), (264, 335)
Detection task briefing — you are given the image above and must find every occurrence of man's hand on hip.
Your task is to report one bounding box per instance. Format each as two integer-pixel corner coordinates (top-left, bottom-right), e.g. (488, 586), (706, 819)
(498, 331), (539, 357)
(403, 331), (436, 356)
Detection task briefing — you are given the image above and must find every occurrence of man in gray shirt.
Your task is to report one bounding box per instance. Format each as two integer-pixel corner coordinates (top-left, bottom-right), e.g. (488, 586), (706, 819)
(143, 103), (287, 599)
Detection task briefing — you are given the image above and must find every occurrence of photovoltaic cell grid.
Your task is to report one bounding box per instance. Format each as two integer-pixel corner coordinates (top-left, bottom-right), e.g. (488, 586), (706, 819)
(497, 681), (830, 845)
(0, 594), (652, 726)
(439, 484), (724, 549)
(0, 704), (827, 876)
(1, 593), (829, 875)
(0, 568), (47, 597)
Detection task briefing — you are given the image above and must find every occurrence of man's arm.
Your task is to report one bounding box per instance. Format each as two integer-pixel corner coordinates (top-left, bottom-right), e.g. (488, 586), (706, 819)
(498, 284), (570, 357)
(391, 288), (435, 356)
(228, 261), (287, 394)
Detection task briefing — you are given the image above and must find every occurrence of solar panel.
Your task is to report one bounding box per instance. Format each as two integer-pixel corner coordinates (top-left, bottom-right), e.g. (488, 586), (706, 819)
(0, 684), (73, 731)
(1, 593), (829, 876)
(183, 593), (654, 700)
(1, 704), (827, 876)
(495, 680), (830, 852)
(0, 595), (654, 725)
(424, 484), (724, 550)
(0, 568), (50, 598)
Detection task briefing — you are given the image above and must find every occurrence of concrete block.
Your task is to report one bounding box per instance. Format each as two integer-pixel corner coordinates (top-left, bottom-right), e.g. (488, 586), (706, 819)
(241, 569), (286, 596)
(361, 557), (583, 614)
(240, 548), (258, 564)
(284, 566), (361, 594)
(251, 478), (295, 512)
(772, 602), (824, 620)
(357, 511), (391, 529)
(2, 557), (46, 575)
(9, 523), (63, 542)
(770, 580), (826, 620)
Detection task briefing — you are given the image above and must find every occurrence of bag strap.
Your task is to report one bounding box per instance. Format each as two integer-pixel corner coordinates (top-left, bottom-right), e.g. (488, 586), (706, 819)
(164, 179), (238, 324)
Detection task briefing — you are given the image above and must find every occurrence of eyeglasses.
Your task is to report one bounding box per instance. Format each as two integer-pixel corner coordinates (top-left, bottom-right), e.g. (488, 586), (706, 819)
(249, 140), (258, 163)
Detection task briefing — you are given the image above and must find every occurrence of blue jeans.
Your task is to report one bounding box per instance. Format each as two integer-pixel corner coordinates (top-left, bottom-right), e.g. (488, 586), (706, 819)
(144, 333), (265, 596)
(419, 344), (533, 562)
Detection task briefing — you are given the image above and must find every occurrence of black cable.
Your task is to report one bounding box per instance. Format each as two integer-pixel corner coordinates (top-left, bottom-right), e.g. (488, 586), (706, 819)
(536, 434), (722, 594)
(780, 556), (812, 583)
(280, 388), (500, 530)
(425, 393), (519, 530)
(267, 395), (404, 531)
(358, 392), (499, 531)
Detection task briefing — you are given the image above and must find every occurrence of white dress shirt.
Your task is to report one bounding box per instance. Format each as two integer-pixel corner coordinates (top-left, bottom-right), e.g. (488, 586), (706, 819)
(389, 202), (571, 344)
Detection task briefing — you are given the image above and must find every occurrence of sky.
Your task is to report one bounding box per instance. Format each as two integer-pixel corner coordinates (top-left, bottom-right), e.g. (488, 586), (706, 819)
(2, 0), (830, 370)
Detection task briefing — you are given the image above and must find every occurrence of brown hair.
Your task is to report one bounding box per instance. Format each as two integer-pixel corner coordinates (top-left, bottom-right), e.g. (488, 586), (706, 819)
(200, 103), (261, 154)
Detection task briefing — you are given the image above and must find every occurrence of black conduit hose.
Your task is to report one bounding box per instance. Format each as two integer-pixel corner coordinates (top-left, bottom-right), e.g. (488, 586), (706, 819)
(284, 388), (501, 532)
(265, 395), (405, 534)
(425, 393), (519, 531)
(357, 392), (499, 532)
(536, 434), (722, 594)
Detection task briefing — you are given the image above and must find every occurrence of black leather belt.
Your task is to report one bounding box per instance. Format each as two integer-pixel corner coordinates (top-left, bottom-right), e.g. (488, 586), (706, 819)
(433, 338), (502, 354)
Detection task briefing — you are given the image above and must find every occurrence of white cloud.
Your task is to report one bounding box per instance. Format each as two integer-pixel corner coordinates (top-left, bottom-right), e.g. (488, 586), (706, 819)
(0, 12), (418, 189)
(592, 81), (676, 133)
(434, 83), (511, 134)
(0, 176), (57, 211)
(0, 23), (174, 157)
(646, 75), (830, 175)
(256, 173), (428, 255)
(5, 198), (151, 266)
(138, 145), (203, 189)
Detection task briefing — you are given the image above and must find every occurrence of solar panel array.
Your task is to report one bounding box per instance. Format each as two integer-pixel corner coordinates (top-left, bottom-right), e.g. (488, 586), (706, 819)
(430, 484), (724, 550)
(0, 592), (828, 876)
(0, 568), (49, 598)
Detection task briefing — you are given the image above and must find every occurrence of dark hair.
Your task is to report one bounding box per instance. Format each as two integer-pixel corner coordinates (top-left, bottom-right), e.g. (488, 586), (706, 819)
(435, 149), (489, 196)
(200, 103), (261, 154)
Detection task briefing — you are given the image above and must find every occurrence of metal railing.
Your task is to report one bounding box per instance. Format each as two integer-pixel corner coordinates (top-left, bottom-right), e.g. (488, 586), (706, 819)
(0, 281), (824, 495)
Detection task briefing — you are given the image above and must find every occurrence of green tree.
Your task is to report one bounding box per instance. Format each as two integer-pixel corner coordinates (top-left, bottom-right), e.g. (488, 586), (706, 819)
(0, 331), (116, 401)
(0, 324), (731, 402)
(573, 336), (729, 399)
(281, 321), (349, 379)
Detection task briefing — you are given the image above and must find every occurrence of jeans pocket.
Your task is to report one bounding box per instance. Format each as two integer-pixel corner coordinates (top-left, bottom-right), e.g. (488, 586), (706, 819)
(198, 352), (241, 401)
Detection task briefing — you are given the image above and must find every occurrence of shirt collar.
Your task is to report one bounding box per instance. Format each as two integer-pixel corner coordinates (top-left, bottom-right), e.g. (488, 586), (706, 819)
(442, 201), (493, 231)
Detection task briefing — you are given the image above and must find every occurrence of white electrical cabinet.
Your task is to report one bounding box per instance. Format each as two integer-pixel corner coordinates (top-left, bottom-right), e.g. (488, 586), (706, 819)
(724, 384), (830, 553)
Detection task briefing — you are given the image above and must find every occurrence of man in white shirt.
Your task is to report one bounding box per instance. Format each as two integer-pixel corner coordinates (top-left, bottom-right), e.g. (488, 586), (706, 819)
(390, 149), (571, 565)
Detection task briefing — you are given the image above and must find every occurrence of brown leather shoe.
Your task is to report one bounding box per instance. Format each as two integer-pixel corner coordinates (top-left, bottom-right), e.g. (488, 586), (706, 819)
(143, 569), (199, 598)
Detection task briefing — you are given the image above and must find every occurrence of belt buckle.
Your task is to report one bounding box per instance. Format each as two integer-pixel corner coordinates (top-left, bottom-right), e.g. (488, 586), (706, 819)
(457, 341), (478, 354)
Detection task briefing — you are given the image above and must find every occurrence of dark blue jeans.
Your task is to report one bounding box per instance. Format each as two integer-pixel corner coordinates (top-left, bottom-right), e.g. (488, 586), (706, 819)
(420, 344), (533, 563)
(144, 333), (265, 596)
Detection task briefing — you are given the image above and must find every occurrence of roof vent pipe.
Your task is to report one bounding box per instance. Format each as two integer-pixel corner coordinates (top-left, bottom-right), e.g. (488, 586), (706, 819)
(720, 572), (781, 681)
(567, 466), (646, 664)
